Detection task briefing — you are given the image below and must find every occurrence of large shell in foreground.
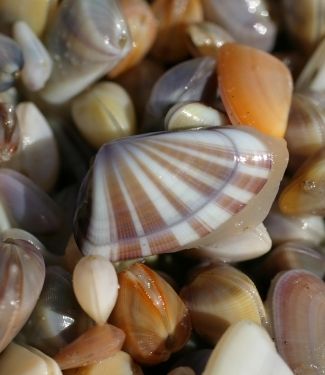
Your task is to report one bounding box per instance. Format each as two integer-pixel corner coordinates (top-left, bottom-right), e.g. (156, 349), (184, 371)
(74, 126), (288, 261)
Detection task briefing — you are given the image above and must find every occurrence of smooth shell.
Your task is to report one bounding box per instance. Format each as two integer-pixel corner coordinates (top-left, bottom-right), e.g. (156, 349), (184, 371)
(0, 102), (19, 162)
(218, 43), (293, 138)
(74, 126), (288, 261)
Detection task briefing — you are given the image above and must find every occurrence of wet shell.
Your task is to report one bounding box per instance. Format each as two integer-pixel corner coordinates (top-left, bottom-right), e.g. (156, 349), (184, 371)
(74, 126), (288, 261)
(0, 235), (45, 353)
(0, 102), (19, 163)
(180, 264), (266, 344)
(267, 270), (325, 374)
(218, 43), (293, 138)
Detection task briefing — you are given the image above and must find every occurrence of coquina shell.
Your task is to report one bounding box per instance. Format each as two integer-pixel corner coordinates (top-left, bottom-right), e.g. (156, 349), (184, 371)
(74, 126), (288, 261)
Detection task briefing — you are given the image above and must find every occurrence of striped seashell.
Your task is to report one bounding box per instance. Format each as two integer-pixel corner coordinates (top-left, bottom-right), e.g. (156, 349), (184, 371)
(74, 126), (288, 261)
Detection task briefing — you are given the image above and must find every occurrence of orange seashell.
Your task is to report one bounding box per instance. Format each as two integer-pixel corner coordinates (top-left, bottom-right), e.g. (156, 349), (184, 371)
(218, 43), (293, 138)
(54, 324), (125, 370)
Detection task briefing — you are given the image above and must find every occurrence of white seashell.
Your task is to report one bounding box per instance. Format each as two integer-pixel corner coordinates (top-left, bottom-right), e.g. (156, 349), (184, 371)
(5, 102), (60, 191)
(196, 223), (272, 262)
(203, 321), (294, 375)
(165, 102), (228, 131)
(13, 21), (53, 92)
(72, 255), (119, 324)
(0, 343), (62, 375)
(74, 126), (288, 261)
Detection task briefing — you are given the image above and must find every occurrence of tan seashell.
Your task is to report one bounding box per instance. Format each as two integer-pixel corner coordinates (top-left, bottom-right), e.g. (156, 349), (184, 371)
(71, 82), (136, 149)
(279, 148), (325, 215)
(54, 324), (125, 370)
(218, 43), (293, 138)
(0, 343), (62, 375)
(151, 0), (203, 63)
(168, 367), (196, 375)
(180, 264), (266, 344)
(62, 235), (83, 273)
(73, 255), (119, 324)
(109, 0), (158, 78)
(110, 263), (192, 365)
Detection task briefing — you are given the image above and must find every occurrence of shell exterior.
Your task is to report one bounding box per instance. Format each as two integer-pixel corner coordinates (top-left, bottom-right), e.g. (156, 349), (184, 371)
(74, 126), (288, 261)
(201, 0), (277, 51)
(279, 148), (325, 215)
(168, 368), (196, 375)
(202, 321), (294, 375)
(218, 43), (293, 138)
(0, 34), (23, 92)
(71, 82), (136, 149)
(0, 87), (18, 106)
(0, 102), (19, 162)
(110, 263), (192, 365)
(18, 266), (92, 356)
(13, 21), (53, 92)
(0, 235), (45, 353)
(143, 57), (216, 132)
(72, 255), (119, 324)
(0, 343), (62, 375)
(109, 0), (158, 77)
(54, 324), (125, 370)
(40, 0), (131, 104)
(267, 270), (325, 374)
(180, 264), (266, 344)
(150, 0), (203, 63)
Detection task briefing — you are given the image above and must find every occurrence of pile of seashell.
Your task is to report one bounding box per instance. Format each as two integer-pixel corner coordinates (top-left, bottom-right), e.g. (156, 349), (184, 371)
(0, 0), (324, 374)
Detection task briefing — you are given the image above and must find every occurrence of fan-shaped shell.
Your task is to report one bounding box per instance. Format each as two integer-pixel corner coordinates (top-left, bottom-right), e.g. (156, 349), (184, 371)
(74, 126), (288, 261)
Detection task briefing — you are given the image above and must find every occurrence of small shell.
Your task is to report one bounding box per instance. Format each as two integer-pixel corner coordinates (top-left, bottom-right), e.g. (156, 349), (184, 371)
(266, 270), (325, 374)
(180, 264), (266, 344)
(0, 102), (19, 162)
(54, 324), (125, 370)
(165, 102), (228, 131)
(73, 255), (119, 324)
(0, 87), (18, 106)
(168, 368), (196, 375)
(13, 21), (53, 92)
(0, 343), (62, 375)
(218, 43), (293, 138)
(71, 82), (136, 149)
(279, 148), (325, 215)
(0, 235), (45, 353)
(110, 263), (192, 365)
(74, 126), (288, 261)
(151, 0), (203, 63)
(109, 0), (158, 78)
(201, 0), (277, 51)
(202, 321), (294, 375)
(40, 0), (131, 104)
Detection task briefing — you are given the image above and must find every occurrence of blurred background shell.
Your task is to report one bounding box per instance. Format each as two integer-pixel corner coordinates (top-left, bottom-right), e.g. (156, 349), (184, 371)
(0, 102), (19, 163)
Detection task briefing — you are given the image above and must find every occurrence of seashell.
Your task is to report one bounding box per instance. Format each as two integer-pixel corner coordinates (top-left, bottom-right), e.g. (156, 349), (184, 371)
(54, 324), (125, 370)
(279, 148), (325, 215)
(110, 263), (192, 365)
(143, 57), (216, 132)
(201, 0), (277, 51)
(18, 266), (92, 356)
(282, 0), (325, 53)
(284, 93), (325, 171)
(264, 203), (325, 246)
(0, 34), (23, 92)
(63, 351), (144, 375)
(4, 102), (60, 191)
(202, 320), (294, 375)
(302, 89), (325, 108)
(0, 87), (18, 106)
(62, 235), (83, 273)
(186, 21), (234, 58)
(266, 270), (325, 374)
(0, 102), (19, 162)
(40, 0), (131, 104)
(71, 82), (136, 149)
(0, 343), (62, 375)
(180, 264), (266, 344)
(0, 234), (45, 353)
(0, 168), (61, 233)
(108, 0), (158, 78)
(218, 43), (293, 138)
(72, 255), (119, 324)
(13, 21), (53, 92)
(0, 0), (58, 36)
(150, 0), (203, 63)
(168, 367), (196, 375)
(172, 349), (212, 375)
(74, 126), (288, 261)
(165, 102), (228, 131)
